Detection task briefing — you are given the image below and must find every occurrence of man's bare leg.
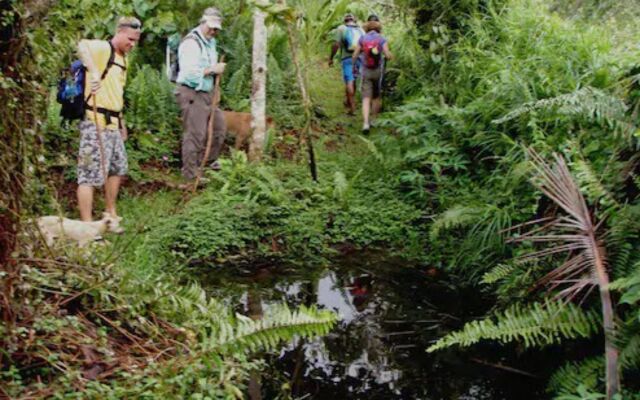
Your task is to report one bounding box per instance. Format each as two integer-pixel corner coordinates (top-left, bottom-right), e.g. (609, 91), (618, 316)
(362, 96), (372, 131)
(105, 175), (122, 217)
(78, 185), (94, 222)
(346, 82), (356, 114)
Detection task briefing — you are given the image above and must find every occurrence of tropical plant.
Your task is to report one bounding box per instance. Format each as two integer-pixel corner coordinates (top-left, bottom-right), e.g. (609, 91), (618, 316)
(428, 149), (625, 398)
(427, 300), (600, 351)
(0, 235), (336, 398)
(513, 150), (619, 397)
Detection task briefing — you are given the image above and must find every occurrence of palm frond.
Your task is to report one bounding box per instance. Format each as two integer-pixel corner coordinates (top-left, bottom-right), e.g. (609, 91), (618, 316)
(509, 148), (620, 397)
(509, 149), (610, 303)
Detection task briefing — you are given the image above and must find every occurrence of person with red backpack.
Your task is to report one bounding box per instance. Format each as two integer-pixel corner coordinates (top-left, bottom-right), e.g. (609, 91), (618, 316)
(351, 15), (393, 134)
(75, 17), (141, 222)
(328, 13), (364, 115)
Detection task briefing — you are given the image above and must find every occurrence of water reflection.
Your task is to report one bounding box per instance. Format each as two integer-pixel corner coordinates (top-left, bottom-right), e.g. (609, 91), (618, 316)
(247, 290), (263, 400)
(202, 255), (554, 399)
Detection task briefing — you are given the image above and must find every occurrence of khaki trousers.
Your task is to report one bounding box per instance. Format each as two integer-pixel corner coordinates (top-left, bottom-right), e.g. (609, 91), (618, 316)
(175, 85), (226, 179)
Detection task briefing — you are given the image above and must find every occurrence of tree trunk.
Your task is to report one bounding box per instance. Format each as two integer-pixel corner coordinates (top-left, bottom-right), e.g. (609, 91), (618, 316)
(249, 5), (268, 162)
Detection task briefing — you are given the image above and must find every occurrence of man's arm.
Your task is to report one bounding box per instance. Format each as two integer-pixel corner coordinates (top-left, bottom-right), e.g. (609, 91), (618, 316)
(329, 26), (344, 66)
(77, 39), (102, 93)
(329, 41), (340, 66)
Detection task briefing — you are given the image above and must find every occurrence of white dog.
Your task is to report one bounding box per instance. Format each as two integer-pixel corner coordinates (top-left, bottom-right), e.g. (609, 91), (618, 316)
(36, 213), (124, 247)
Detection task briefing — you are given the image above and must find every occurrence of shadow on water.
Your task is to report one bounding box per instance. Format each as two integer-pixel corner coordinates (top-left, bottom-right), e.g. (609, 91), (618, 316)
(197, 252), (566, 400)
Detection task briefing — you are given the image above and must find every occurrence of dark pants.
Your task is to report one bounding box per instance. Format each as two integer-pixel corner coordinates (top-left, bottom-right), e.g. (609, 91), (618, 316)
(175, 85), (226, 179)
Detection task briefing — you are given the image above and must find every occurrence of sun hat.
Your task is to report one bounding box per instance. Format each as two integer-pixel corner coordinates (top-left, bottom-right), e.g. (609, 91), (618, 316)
(201, 8), (222, 29)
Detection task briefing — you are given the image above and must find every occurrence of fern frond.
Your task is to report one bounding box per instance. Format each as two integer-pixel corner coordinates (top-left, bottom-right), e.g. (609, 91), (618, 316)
(481, 263), (516, 284)
(548, 357), (603, 396)
(333, 171), (348, 201)
(427, 301), (600, 352)
(620, 331), (640, 370)
(204, 305), (337, 355)
(430, 205), (483, 241)
(357, 136), (384, 163)
(493, 87), (633, 138)
(571, 157), (619, 209)
(225, 65), (249, 110)
(606, 207), (640, 277)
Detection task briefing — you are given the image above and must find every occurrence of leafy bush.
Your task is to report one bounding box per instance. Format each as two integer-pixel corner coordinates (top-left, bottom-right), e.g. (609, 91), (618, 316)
(2, 194), (336, 398)
(151, 146), (426, 267)
(125, 64), (181, 177)
(390, 0), (640, 396)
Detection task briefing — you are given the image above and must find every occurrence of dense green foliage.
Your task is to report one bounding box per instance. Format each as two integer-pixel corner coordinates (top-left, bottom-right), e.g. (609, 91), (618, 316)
(144, 147), (424, 268)
(378, 0), (640, 397)
(3, 0), (640, 398)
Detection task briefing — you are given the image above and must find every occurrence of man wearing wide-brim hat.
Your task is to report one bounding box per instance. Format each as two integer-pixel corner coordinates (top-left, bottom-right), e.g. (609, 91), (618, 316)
(175, 7), (227, 180)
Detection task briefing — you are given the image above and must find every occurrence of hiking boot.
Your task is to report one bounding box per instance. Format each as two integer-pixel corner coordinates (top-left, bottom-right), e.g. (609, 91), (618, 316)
(362, 123), (370, 135)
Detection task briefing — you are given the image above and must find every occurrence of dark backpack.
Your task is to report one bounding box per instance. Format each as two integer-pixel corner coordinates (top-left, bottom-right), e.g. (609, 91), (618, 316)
(168, 31), (206, 83)
(362, 35), (383, 69)
(56, 41), (123, 121)
(56, 60), (86, 120)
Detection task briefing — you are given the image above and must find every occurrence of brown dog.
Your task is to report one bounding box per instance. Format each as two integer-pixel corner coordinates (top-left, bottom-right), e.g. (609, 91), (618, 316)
(223, 111), (274, 151)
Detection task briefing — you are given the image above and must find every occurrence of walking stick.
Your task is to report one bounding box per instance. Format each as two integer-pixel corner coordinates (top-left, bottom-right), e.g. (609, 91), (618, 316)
(92, 95), (108, 194)
(192, 55), (225, 194)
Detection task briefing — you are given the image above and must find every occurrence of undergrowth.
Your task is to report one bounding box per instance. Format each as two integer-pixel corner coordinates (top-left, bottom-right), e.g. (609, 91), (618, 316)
(141, 141), (426, 271)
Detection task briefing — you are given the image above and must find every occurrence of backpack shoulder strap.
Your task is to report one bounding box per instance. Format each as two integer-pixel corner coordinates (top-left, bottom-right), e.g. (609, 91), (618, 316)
(341, 25), (350, 38)
(100, 40), (126, 81)
(344, 25), (357, 36)
(85, 41), (126, 104)
(183, 32), (205, 53)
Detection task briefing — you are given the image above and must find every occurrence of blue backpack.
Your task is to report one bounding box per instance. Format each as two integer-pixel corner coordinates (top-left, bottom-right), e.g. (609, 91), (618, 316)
(56, 60), (86, 120)
(342, 25), (363, 53)
(56, 41), (119, 121)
